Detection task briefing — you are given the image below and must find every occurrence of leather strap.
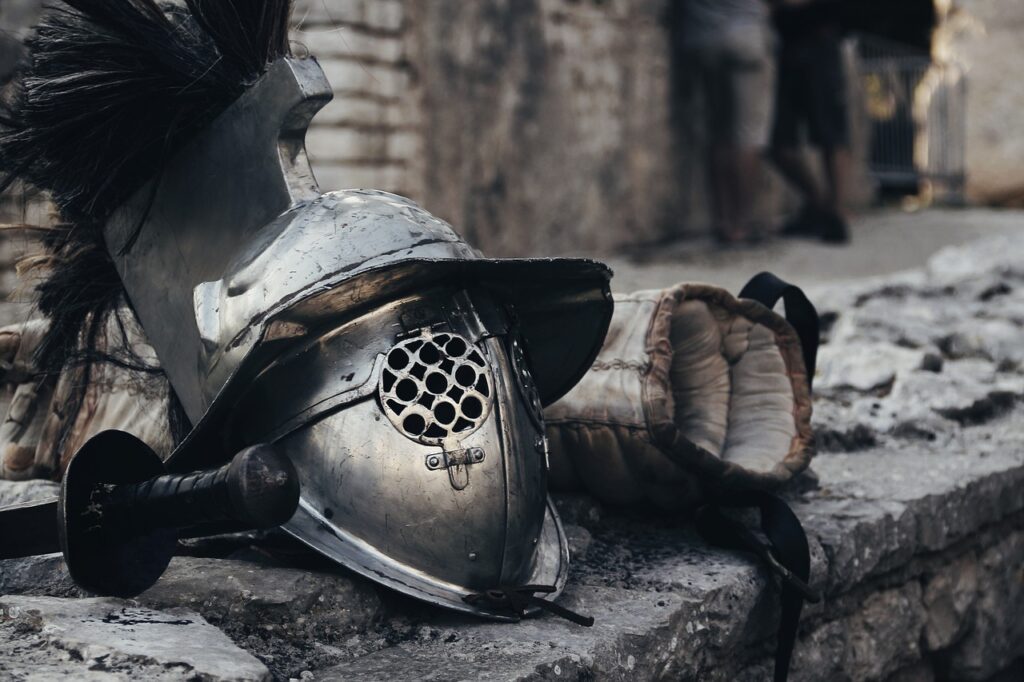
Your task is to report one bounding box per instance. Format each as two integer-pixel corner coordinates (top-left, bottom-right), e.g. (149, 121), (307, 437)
(693, 273), (822, 681)
(739, 272), (820, 388)
(696, 491), (820, 682)
(463, 585), (595, 627)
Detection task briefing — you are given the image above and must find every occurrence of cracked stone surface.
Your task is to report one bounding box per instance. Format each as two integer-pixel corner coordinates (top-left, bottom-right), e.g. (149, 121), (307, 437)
(0, 479), (57, 506)
(0, 595), (270, 680)
(1, 234), (1023, 680)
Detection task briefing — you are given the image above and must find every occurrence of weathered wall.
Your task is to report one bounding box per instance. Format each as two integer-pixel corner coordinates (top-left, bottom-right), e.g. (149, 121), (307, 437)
(1, 0), (854, 256)
(403, 0), (684, 255)
(296, 0), (692, 256)
(294, 0), (866, 256)
(944, 0), (1024, 203)
(10, 0), (1016, 254)
(292, 0), (423, 198)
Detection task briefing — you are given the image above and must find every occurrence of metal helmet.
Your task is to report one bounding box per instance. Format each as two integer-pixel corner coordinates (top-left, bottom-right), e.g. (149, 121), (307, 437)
(102, 57), (613, 617)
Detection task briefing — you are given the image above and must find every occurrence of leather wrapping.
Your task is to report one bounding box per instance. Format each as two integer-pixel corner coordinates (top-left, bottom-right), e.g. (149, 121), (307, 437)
(545, 283), (814, 510)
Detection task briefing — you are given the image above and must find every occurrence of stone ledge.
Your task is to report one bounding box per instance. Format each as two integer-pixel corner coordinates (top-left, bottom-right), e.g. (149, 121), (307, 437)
(1, 235), (1022, 680)
(2, 421), (1020, 680)
(0, 595), (271, 680)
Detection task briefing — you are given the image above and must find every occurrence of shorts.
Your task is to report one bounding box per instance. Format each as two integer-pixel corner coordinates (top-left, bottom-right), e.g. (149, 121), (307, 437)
(680, 27), (774, 148)
(771, 36), (849, 149)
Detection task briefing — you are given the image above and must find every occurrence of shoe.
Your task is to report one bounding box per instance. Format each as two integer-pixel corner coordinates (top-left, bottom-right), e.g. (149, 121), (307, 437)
(779, 207), (820, 238)
(820, 211), (850, 244)
(779, 207), (850, 244)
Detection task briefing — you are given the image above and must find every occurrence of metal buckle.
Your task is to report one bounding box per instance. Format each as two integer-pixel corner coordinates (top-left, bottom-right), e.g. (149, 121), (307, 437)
(424, 447), (485, 491)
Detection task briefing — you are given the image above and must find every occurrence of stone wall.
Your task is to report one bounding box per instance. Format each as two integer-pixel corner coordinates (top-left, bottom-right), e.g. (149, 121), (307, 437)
(294, 0), (865, 255)
(293, 0), (423, 199)
(403, 0), (686, 255)
(4, 1), (1024, 250)
(943, 0), (1024, 203)
(295, 0), (696, 255)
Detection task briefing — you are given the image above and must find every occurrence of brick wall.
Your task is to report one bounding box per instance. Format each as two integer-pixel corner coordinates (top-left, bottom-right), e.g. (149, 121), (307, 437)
(294, 0), (705, 256)
(292, 0), (423, 199)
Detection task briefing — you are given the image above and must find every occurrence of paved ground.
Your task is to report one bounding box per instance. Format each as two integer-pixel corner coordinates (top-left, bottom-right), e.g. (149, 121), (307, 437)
(590, 208), (1024, 294)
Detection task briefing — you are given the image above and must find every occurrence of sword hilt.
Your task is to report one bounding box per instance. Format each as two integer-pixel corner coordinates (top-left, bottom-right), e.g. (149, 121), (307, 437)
(59, 431), (300, 598)
(95, 444), (299, 534)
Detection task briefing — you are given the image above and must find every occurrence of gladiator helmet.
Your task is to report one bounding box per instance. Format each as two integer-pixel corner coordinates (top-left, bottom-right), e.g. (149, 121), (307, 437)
(1, 1), (612, 617)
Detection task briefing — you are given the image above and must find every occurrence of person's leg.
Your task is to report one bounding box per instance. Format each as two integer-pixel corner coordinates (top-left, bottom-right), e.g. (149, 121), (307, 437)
(703, 47), (748, 243)
(731, 28), (774, 241)
(768, 50), (825, 213)
(707, 144), (760, 244)
(707, 28), (774, 244)
(770, 146), (824, 210)
(708, 144), (740, 242)
(806, 33), (851, 242)
(733, 146), (762, 239)
(823, 145), (850, 217)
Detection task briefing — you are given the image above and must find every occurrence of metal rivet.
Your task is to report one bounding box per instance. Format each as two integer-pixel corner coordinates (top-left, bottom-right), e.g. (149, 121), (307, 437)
(534, 436), (545, 453)
(427, 456), (441, 468)
(532, 537), (538, 545)
(468, 552), (478, 561)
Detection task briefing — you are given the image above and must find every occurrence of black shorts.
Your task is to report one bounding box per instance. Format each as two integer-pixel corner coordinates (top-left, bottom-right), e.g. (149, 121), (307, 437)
(771, 36), (849, 149)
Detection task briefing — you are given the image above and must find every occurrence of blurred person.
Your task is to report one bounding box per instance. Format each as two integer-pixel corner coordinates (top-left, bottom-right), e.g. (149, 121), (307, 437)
(768, 0), (851, 243)
(677, 0), (775, 245)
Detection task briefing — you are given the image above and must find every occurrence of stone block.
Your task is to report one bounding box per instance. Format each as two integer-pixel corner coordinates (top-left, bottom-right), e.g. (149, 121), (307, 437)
(294, 26), (404, 63)
(293, 0), (404, 33)
(923, 555), (978, 652)
(318, 57), (411, 99)
(313, 93), (418, 128)
(939, 531), (1024, 680)
(138, 557), (383, 643)
(313, 162), (411, 194)
(0, 478), (57, 506)
(0, 595), (270, 681)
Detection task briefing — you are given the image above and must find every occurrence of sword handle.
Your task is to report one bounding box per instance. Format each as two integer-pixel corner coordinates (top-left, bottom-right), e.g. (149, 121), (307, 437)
(98, 444), (299, 534)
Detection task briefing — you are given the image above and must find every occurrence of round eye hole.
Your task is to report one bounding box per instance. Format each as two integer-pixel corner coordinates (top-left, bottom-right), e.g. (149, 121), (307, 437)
(434, 400), (457, 425)
(461, 395), (484, 420)
(387, 348), (409, 370)
(455, 364), (477, 388)
(402, 413), (426, 436)
(395, 378), (419, 402)
(445, 337), (467, 357)
(418, 342), (441, 365)
(379, 331), (494, 444)
(425, 372), (448, 395)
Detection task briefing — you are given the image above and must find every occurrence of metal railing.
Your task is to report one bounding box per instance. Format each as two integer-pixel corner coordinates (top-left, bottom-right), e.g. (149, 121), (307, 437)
(854, 34), (966, 203)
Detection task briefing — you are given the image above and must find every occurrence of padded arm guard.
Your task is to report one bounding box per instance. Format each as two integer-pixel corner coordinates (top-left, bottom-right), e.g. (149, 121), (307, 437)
(544, 282), (815, 510)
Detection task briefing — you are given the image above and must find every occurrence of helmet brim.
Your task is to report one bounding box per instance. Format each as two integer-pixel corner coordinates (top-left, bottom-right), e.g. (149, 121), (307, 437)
(168, 257), (612, 468)
(283, 494), (571, 620)
(258, 256), (614, 405)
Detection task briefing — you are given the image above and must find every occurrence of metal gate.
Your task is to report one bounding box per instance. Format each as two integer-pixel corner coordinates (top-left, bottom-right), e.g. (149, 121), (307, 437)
(855, 34), (966, 203)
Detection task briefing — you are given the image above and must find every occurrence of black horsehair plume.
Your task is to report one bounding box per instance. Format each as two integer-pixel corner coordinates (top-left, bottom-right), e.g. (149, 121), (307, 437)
(0, 0), (294, 452)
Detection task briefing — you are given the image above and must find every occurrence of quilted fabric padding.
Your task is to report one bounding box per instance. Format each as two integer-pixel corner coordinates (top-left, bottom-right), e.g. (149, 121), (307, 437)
(545, 283), (814, 510)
